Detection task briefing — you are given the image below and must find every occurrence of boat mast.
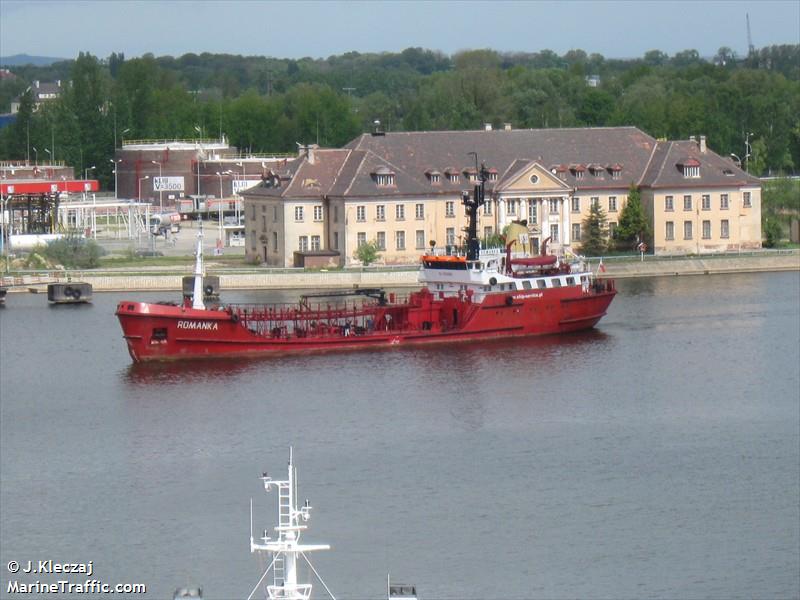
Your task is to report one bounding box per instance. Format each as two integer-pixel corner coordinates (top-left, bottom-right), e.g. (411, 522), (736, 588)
(250, 449), (331, 600)
(462, 156), (488, 261)
(191, 223), (205, 310)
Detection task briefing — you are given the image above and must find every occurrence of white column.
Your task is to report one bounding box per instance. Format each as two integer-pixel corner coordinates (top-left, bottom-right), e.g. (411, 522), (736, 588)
(562, 196), (571, 247)
(498, 198), (506, 230)
(541, 198), (550, 244)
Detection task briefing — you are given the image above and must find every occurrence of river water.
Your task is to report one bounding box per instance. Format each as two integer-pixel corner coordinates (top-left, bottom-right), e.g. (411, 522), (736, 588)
(1, 272), (798, 600)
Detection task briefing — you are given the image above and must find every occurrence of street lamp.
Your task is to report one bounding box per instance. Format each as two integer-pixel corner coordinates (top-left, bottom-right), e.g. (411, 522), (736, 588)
(744, 131), (754, 173)
(151, 160), (163, 212)
(121, 128), (130, 146)
(138, 175), (150, 201)
(110, 159), (121, 200)
(215, 171), (224, 246)
(32, 147), (38, 166)
(730, 153), (742, 168)
(84, 165), (96, 180)
(44, 148), (51, 163)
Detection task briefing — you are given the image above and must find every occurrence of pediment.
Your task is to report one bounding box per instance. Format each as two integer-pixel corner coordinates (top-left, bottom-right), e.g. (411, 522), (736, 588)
(495, 160), (571, 193)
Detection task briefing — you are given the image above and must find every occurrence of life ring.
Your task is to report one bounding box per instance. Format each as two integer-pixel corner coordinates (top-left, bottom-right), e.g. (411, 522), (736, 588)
(72, 288), (82, 300)
(489, 277), (497, 286)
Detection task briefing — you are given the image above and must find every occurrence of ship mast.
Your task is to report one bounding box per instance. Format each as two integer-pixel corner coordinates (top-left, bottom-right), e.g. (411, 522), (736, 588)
(462, 157), (488, 261)
(191, 223), (205, 310)
(249, 449), (333, 600)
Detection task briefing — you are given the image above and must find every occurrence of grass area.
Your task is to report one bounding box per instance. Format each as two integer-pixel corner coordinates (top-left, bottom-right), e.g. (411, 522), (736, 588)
(98, 254), (250, 268)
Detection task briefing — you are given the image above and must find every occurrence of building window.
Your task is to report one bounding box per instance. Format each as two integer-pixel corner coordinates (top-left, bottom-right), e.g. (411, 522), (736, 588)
(395, 230), (405, 250)
(721, 219), (729, 239)
(571, 197), (580, 213)
(683, 165), (700, 178)
(416, 230), (425, 249)
(395, 204), (405, 220)
(313, 206), (323, 221)
(376, 173), (395, 186)
(665, 195), (674, 211)
(429, 173), (440, 184)
(415, 203), (424, 220)
(446, 227), (455, 246)
(549, 199), (559, 214)
(550, 224), (559, 243)
(273, 205), (278, 222)
(261, 215), (267, 231)
(684, 221), (693, 240)
(529, 201), (537, 224)
(298, 236), (308, 251)
(507, 200), (516, 216)
(608, 196), (617, 212)
(448, 173), (459, 183)
(665, 221), (674, 240)
(483, 201), (492, 216)
(376, 205), (385, 221)
(702, 220), (711, 239)
(702, 194), (711, 210)
(376, 231), (386, 250)
(572, 223), (581, 241)
(720, 194), (729, 210)
(591, 197), (599, 208)
(445, 201), (455, 217)
(333, 206), (339, 223)
(611, 170), (621, 180)
(294, 206), (304, 221)
(251, 205), (256, 220)
(488, 171), (498, 181)
(311, 235), (321, 251)
(683, 195), (692, 211)
(356, 205), (366, 222)
(357, 232), (366, 247)
(743, 192), (752, 208)
(333, 231), (339, 249)
(484, 226), (493, 238)
(272, 231), (278, 252)
(575, 170), (584, 180)
(608, 222), (617, 239)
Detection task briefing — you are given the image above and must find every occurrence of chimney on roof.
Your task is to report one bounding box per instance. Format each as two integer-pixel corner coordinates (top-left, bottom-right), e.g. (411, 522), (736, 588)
(34, 80), (39, 88)
(297, 143), (317, 165)
(56, 80), (61, 87)
(371, 120), (385, 136)
(484, 123), (492, 131)
(504, 123), (512, 131)
(699, 135), (707, 154)
(689, 135), (696, 143)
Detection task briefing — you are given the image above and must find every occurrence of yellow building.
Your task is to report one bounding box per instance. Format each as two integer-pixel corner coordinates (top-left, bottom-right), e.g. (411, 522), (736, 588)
(242, 128), (761, 266)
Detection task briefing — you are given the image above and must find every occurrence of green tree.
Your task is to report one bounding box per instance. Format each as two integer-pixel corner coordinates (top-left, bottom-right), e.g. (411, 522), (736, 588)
(579, 202), (608, 256)
(353, 240), (380, 266)
(762, 217), (783, 248)
(44, 236), (106, 268)
(616, 184), (651, 249)
(6, 88), (33, 159)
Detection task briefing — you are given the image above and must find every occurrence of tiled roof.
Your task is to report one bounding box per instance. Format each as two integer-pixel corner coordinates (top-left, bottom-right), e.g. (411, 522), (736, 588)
(345, 127), (657, 192)
(640, 140), (760, 188)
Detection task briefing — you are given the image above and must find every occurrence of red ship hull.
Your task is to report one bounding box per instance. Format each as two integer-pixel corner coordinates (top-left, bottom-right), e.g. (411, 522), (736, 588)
(116, 283), (616, 363)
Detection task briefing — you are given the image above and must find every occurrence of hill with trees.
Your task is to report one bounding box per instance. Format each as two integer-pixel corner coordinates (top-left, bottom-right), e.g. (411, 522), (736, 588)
(0, 44), (797, 194)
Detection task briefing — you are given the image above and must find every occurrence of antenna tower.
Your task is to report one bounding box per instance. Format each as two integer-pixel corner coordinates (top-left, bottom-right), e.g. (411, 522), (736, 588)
(746, 13), (755, 58)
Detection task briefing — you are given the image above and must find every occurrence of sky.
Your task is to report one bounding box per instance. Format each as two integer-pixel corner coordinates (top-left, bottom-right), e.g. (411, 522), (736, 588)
(1, 0), (798, 61)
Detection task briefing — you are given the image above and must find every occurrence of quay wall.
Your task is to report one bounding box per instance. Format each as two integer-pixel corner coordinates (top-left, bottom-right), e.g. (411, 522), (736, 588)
(4, 252), (798, 292)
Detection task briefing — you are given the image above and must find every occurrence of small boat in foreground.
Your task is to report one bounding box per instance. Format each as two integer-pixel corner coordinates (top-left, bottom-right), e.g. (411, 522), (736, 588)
(116, 164), (615, 362)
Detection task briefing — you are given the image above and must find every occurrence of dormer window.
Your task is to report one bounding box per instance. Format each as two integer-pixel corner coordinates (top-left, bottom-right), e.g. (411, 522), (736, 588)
(588, 163), (604, 177)
(425, 169), (441, 185)
(571, 164), (586, 180)
(486, 168), (498, 181)
(445, 168), (460, 184)
(463, 167), (479, 183)
(607, 164), (623, 180)
(373, 166), (395, 187)
(679, 158), (701, 178)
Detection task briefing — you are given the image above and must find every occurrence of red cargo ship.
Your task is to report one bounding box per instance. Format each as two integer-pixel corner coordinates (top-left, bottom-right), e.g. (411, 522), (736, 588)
(116, 165), (615, 362)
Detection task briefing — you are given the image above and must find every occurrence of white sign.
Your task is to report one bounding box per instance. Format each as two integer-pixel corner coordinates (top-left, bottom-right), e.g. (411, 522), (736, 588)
(233, 179), (258, 195)
(153, 176), (185, 192)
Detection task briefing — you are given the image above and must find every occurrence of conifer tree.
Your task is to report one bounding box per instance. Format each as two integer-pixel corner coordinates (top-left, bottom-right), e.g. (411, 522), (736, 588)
(616, 184), (651, 249)
(579, 201), (608, 256)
